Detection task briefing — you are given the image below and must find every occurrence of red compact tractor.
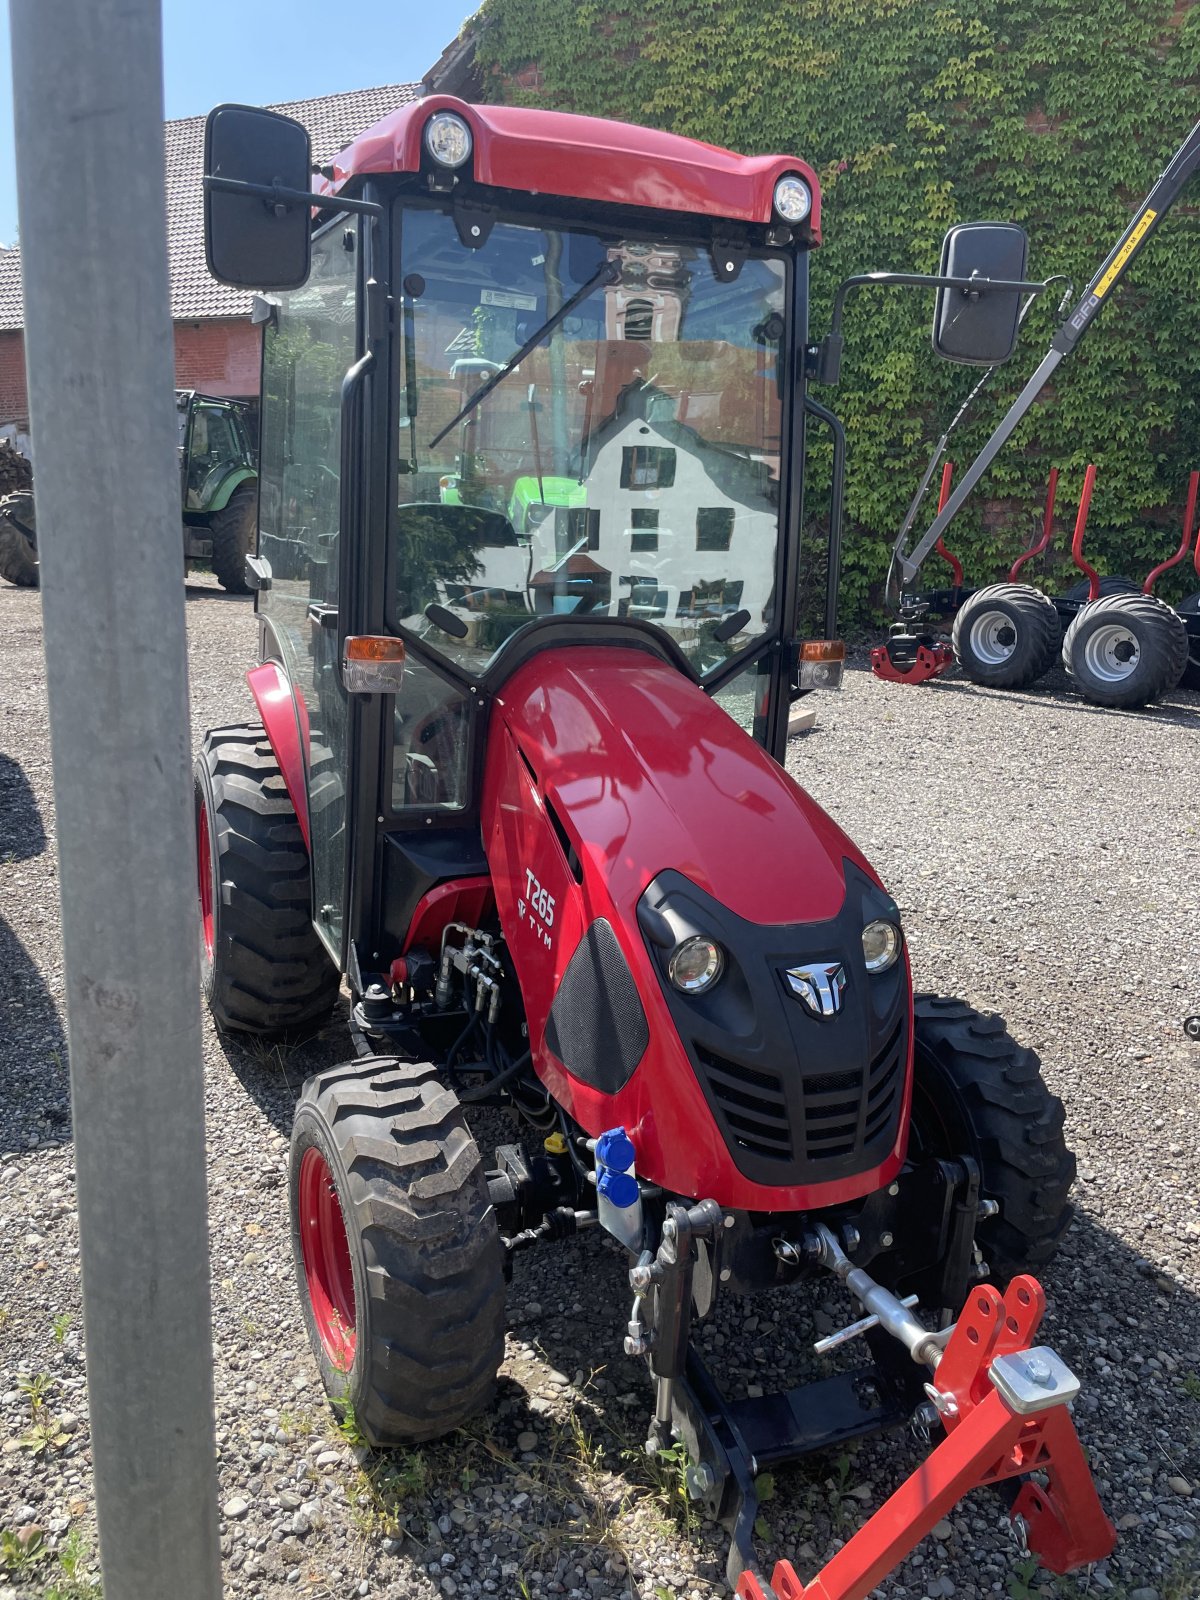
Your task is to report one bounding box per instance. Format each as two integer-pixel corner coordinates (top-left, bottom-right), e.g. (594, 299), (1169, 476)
(196, 99), (1116, 1597)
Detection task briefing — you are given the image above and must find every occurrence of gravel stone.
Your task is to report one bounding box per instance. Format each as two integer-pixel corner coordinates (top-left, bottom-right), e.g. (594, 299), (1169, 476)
(223, 1497), (250, 1520)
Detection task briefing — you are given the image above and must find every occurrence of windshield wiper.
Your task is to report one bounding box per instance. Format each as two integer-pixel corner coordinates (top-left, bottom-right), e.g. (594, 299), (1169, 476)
(429, 258), (619, 449)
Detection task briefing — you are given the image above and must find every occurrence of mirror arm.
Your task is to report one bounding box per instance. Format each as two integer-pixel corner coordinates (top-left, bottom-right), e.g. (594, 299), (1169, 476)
(203, 174), (383, 218)
(813, 270), (1046, 385)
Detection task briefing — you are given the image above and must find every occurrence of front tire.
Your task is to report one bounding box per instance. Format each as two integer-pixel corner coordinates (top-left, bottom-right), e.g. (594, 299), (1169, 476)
(1062, 591), (1188, 708)
(208, 482), (256, 594)
(290, 1058), (507, 1444)
(910, 995), (1075, 1278)
(194, 723), (339, 1035)
(951, 583), (1059, 689)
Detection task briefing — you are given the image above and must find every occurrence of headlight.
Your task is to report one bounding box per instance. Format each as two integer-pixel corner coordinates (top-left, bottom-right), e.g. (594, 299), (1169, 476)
(773, 175), (812, 224)
(668, 936), (724, 994)
(525, 502), (555, 528)
(424, 112), (473, 169)
(862, 919), (901, 973)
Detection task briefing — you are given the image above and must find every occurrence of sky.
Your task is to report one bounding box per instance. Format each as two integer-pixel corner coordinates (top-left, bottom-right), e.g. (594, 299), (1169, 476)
(0, 1), (477, 245)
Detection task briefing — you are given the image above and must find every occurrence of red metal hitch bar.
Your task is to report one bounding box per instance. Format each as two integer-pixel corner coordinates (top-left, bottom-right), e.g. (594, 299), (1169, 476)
(735, 1276), (1116, 1600)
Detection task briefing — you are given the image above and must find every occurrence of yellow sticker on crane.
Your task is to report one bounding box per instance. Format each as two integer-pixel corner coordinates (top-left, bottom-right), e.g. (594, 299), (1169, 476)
(1093, 208), (1158, 298)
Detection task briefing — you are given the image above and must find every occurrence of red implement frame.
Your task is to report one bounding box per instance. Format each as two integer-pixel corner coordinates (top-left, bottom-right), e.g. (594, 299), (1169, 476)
(1068, 464), (1101, 599)
(1009, 468), (1060, 582)
(932, 462), (964, 587)
(1143, 469), (1199, 593)
(735, 1276), (1115, 1600)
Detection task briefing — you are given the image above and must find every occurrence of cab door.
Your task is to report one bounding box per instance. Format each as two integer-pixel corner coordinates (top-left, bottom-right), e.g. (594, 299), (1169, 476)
(255, 220), (359, 960)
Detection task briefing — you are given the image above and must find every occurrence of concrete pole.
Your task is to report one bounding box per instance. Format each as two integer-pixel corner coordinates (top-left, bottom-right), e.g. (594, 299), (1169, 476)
(9, 4), (222, 1597)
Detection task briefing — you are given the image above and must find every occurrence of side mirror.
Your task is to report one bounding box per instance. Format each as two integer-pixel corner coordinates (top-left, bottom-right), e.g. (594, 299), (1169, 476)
(204, 104), (312, 291)
(932, 222), (1029, 365)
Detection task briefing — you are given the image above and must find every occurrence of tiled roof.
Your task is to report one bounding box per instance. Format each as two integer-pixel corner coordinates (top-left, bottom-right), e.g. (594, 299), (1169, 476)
(0, 82), (420, 331)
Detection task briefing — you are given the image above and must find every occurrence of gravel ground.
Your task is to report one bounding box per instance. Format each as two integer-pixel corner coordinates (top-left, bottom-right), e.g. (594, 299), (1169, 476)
(2, 574), (1199, 1600)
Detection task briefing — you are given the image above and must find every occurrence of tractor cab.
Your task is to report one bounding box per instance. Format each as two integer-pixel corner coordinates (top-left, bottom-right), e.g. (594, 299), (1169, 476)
(214, 100), (839, 976)
(196, 98), (1115, 1599)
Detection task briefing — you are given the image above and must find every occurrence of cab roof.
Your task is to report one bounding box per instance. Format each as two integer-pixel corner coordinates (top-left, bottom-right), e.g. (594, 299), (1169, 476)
(322, 95), (822, 242)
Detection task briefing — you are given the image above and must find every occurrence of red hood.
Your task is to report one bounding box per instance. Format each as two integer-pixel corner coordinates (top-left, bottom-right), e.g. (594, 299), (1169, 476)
(492, 646), (875, 924)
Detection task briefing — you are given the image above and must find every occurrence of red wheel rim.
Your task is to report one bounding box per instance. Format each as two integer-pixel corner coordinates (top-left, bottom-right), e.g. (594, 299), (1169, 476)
(196, 797), (215, 964)
(297, 1146), (357, 1369)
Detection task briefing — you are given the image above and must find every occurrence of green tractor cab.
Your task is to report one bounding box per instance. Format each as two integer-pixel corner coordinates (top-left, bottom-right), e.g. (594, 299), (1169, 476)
(178, 390), (258, 593)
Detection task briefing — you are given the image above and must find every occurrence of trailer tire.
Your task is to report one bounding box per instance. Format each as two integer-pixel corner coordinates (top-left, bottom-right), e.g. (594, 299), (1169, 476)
(951, 583), (1059, 688)
(290, 1057), (506, 1444)
(208, 482), (256, 594)
(1177, 591), (1200, 690)
(194, 723), (339, 1035)
(1062, 591), (1188, 708)
(1060, 574), (1138, 604)
(0, 498), (38, 587)
(910, 995), (1075, 1278)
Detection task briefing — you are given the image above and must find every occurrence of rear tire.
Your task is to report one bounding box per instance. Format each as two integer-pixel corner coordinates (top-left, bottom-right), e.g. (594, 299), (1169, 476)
(910, 995), (1075, 1278)
(208, 482), (256, 594)
(0, 495), (38, 587)
(1062, 591), (1188, 708)
(951, 583), (1059, 689)
(290, 1057), (507, 1444)
(194, 723), (339, 1035)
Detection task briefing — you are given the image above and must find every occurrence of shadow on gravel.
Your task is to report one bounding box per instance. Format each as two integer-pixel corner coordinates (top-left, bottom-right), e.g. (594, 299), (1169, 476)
(184, 582), (253, 601)
(0, 753), (70, 1156)
(849, 658), (1200, 726)
(1, 751), (47, 859)
(212, 1004), (354, 1139)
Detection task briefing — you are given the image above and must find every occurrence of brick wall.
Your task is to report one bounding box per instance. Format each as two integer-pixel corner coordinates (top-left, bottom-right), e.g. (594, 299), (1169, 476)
(0, 331), (27, 426)
(173, 319), (261, 398)
(0, 320), (261, 436)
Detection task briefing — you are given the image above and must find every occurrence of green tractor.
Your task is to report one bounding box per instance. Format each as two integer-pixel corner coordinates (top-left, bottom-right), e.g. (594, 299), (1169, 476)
(177, 389), (258, 593)
(0, 389), (258, 592)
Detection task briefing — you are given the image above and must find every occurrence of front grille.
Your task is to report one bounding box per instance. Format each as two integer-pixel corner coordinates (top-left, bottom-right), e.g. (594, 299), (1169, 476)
(695, 1045), (794, 1162)
(802, 1015), (905, 1162)
(692, 1014), (908, 1179)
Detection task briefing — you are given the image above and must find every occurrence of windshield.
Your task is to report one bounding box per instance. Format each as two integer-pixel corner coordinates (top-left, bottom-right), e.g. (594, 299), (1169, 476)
(392, 204), (787, 679)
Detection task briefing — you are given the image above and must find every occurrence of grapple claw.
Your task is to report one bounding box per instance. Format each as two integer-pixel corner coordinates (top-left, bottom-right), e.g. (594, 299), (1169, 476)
(870, 637), (955, 683)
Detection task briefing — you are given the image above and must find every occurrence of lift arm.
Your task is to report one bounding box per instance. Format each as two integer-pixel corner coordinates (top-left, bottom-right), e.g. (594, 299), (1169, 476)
(894, 115), (1200, 589)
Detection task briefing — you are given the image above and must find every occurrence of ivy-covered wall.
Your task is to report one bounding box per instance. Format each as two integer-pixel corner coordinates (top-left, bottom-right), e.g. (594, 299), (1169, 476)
(470, 0), (1200, 618)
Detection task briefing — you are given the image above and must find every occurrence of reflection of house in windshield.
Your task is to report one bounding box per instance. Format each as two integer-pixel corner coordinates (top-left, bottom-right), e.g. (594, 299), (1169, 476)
(439, 379), (779, 638)
(556, 381), (779, 629)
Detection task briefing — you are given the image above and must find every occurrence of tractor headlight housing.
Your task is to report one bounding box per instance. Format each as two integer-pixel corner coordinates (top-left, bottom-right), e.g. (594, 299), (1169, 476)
(424, 112), (473, 169)
(668, 936), (724, 994)
(862, 919), (901, 974)
(773, 175), (812, 225)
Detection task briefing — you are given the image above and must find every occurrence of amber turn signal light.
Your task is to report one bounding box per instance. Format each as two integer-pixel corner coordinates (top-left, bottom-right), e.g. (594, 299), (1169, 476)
(799, 638), (845, 691)
(342, 636), (406, 695)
